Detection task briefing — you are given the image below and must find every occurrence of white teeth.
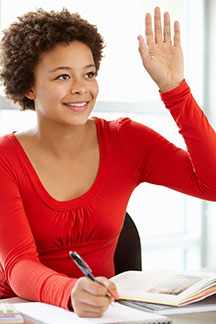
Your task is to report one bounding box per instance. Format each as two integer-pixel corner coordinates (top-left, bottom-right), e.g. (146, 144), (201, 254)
(66, 102), (87, 107)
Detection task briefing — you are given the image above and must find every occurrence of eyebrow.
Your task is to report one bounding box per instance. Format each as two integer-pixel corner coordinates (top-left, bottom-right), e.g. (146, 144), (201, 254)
(48, 64), (96, 73)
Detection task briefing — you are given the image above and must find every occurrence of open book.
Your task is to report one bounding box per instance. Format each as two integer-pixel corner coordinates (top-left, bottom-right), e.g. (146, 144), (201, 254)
(111, 269), (216, 307)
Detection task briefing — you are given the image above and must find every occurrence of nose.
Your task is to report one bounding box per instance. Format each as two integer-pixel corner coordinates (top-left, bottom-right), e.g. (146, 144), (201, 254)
(70, 78), (88, 95)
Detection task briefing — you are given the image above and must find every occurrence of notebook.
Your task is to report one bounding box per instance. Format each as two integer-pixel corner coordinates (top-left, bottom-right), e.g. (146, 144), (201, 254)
(0, 303), (24, 323)
(15, 301), (171, 324)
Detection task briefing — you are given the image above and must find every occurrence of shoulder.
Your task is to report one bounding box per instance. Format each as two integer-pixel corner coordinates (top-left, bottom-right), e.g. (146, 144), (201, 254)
(0, 132), (21, 170)
(92, 116), (143, 131)
(0, 132), (16, 153)
(92, 116), (156, 140)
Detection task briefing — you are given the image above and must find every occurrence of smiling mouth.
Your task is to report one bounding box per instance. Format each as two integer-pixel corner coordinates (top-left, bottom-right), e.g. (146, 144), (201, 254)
(64, 102), (88, 107)
(63, 101), (89, 112)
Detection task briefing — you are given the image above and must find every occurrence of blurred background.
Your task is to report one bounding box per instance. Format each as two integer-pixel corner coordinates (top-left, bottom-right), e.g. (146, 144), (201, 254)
(0, 0), (215, 271)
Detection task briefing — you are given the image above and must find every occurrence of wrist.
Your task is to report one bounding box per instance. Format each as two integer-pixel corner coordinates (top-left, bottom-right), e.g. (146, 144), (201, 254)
(159, 79), (184, 93)
(159, 80), (189, 105)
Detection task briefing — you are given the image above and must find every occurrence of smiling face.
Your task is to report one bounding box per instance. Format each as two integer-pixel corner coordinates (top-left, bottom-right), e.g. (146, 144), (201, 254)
(26, 41), (99, 128)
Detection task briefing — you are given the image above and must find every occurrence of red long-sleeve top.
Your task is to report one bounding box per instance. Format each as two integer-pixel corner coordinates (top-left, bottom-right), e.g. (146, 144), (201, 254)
(0, 81), (216, 309)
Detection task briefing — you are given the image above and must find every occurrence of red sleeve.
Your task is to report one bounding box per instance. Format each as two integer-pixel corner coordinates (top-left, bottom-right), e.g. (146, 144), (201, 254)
(0, 139), (76, 309)
(117, 80), (216, 201)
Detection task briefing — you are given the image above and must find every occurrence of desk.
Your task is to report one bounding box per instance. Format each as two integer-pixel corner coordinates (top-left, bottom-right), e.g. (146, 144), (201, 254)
(1, 297), (216, 324)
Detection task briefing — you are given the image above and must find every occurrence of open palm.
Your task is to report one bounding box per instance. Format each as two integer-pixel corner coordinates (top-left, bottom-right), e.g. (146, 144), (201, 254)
(138, 7), (184, 92)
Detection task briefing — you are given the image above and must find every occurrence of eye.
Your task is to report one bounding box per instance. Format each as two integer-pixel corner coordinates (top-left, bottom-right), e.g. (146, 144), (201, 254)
(56, 74), (70, 81)
(85, 72), (96, 79)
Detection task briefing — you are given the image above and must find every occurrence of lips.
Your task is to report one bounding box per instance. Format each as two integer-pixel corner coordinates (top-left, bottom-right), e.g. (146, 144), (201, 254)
(64, 102), (87, 107)
(63, 101), (89, 112)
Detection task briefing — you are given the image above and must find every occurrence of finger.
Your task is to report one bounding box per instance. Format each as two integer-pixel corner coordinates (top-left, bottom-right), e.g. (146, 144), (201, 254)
(84, 291), (110, 307)
(73, 287), (110, 307)
(174, 20), (181, 47)
(97, 277), (120, 299)
(163, 12), (172, 43)
(145, 13), (154, 46)
(73, 277), (108, 297)
(138, 35), (148, 61)
(76, 308), (107, 318)
(74, 299), (109, 318)
(154, 7), (162, 43)
(85, 279), (108, 296)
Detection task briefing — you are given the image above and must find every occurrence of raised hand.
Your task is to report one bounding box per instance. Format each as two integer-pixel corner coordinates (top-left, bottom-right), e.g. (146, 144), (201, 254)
(138, 7), (184, 92)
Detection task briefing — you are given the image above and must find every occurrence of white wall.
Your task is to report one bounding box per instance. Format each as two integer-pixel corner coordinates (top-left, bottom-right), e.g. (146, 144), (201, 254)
(203, 0), (216, 268)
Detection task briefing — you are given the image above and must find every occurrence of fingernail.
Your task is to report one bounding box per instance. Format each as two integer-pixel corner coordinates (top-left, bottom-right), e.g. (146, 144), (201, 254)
(137, 36), (140, 41)
(111, 297), (115, 303)
(114, 291), (120, 298)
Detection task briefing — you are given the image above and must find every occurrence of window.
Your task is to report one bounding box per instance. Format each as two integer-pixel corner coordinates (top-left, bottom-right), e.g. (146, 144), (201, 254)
(0, 0), (207, 271)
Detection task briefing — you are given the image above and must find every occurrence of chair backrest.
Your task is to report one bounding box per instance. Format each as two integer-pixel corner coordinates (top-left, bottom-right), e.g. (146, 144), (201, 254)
(114, 212), (142, 275)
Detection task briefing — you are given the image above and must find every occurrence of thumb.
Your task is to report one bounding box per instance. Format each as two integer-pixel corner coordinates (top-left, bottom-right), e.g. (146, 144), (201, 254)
(97, 277), (120, 300)
(138, 35), (148, 64)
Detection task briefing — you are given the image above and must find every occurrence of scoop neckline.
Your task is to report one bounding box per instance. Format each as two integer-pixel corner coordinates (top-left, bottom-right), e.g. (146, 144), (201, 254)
(10, 118), (107, 210)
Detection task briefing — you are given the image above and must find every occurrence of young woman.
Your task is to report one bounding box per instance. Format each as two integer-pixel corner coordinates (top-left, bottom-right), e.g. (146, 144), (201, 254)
(0, 6), (215, 318)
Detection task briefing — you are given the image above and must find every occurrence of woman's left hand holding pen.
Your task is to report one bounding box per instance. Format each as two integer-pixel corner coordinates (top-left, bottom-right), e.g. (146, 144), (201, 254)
(70, 276), (119, 317)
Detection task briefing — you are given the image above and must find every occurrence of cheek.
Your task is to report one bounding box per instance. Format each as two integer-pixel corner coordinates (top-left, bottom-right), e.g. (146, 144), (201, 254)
(41, 85), (65, 100)
(91, 81), (99, 99)
(34, 85), (64, 107)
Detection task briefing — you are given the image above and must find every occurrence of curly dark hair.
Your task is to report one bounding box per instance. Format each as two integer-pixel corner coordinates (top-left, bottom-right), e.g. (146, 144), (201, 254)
(0, 8), (104, 110)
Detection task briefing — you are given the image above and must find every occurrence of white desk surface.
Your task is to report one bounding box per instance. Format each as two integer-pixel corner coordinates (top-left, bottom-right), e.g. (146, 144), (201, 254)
(1, 297), (216, 324)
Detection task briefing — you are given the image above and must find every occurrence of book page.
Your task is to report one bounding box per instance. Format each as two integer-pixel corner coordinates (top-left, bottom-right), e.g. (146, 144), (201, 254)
(120, 294), (216, 315)
(111, 270), (216, 306)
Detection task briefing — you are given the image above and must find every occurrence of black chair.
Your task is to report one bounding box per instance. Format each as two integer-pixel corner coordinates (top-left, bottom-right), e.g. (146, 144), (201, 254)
(114, 212), (142, 275)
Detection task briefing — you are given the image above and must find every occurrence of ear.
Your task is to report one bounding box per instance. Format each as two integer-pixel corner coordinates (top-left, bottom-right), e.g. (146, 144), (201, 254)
(25, 88), (36, 100)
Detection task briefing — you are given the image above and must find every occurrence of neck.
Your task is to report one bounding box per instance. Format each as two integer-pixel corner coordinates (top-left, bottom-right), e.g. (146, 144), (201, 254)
(32, 119), (93, 158)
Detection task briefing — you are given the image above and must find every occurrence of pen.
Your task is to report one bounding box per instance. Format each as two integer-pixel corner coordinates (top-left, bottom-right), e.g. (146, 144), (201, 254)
(69, 251), (98, 282)
(69, 251), (113, 301)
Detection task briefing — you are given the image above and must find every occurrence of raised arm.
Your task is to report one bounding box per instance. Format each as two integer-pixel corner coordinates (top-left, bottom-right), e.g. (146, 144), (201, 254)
(138, 7), (184, 92)
(129, 7), (216, 200)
